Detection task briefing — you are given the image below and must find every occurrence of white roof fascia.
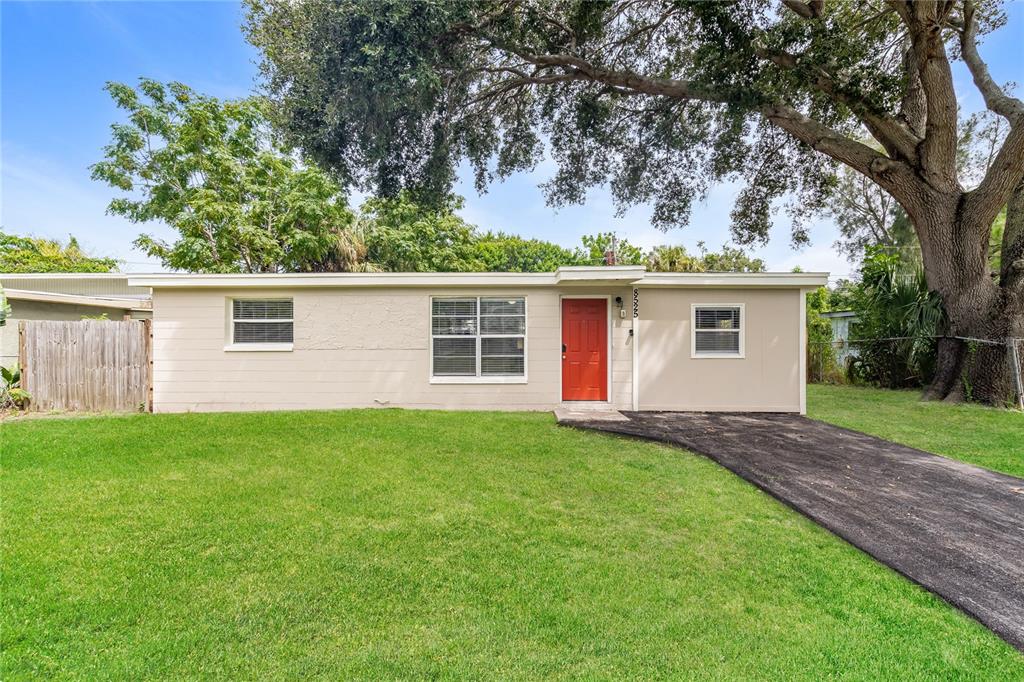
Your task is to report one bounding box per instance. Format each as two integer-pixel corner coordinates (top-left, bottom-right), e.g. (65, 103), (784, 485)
(128, 269), (829, 289)
(0, 272), (132, 280)
(3, 289), (152, 310)
(128, 272), (559, 288)
(637, 272), (829, 288)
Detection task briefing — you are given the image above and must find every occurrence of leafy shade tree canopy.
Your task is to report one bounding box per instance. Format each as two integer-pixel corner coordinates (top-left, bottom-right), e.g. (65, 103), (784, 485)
(91, 80), (362, 273)
(0, 231), (117, 273)
(91, 80), (763, 276)
(247, 0), (1024, 405)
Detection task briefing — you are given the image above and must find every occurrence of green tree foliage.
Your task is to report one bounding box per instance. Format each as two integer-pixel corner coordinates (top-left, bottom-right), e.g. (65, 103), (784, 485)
(91, 80), (360, 273)
(577, 232), (645, 265)
(358, 194), (480, 272)
(846, 248), (945, 388)
(646, 242), (765, 272)
(0, 231), (117, 273)
(471, 233), (581, 272)
(804, 285), (841, 383)
(0, 287), (9, 327)
(244, 1), (1016, 243)
(989, 207), (1007, 273)
(244, 0), (847, 240)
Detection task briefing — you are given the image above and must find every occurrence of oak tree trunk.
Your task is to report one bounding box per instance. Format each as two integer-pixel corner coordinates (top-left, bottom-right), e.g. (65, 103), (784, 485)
(917, 189), (1024, 405)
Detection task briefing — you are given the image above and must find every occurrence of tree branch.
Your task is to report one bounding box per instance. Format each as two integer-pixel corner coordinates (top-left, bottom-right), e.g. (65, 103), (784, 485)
(961, 0), (1024, 123)
(475, 38), (913, 201)
(760, 103), (914, 195)
(966, 122), (1024, 229)
(467, 71), (589, 106)
(755, 44), (921, 162)
(781, 0), (824, 20)
(897, 40), (927, 138)
(486, 44), (735, 103)
(896, 0), (960, 189)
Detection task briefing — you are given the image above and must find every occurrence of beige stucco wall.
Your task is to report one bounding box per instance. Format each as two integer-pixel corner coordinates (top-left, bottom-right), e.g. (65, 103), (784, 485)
(0, 300), (149, 367)
(636, 288), (803, 412)
(151, 286), (634, 413)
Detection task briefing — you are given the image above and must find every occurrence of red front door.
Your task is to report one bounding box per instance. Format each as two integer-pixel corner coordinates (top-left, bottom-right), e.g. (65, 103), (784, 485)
(561, 299), (608, 401)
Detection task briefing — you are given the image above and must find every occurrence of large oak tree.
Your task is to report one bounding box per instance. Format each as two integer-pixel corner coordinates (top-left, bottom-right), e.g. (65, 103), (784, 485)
(246, 0), (1024, 404)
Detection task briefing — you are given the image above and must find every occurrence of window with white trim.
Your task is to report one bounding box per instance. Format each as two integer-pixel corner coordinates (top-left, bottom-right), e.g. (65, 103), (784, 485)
(431, 297), (525, 377)
(692, 305), (743, 357)
(232, 299), (294, 344)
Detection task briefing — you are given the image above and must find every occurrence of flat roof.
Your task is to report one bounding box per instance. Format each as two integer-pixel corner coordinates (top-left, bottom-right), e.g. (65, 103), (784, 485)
(3, 288), (152, 310)
(0, 272), (150, 298)
(127, 267), (828, 289)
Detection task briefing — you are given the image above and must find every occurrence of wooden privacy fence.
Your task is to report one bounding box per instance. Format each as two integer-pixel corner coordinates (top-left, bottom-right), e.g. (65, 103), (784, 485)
(19, 320), (152, 412)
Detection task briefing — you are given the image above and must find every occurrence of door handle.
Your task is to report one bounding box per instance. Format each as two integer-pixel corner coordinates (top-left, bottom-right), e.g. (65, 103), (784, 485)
(562, 344), (567, 352)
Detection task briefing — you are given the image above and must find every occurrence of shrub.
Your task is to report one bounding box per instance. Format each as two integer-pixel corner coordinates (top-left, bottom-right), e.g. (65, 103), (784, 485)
(1, 363), (30, 410)
(845, 248), (943, 388)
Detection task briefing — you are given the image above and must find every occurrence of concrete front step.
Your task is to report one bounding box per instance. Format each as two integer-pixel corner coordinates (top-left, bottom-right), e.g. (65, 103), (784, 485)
(553, 407), (629, 423)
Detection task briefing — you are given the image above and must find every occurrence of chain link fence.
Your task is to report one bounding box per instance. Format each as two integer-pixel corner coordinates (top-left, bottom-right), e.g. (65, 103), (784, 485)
(809, 335), (1024, 410)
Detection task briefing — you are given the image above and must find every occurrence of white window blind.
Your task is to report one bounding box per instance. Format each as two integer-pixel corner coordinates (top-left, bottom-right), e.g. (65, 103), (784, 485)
(693, 305), (742, 356)
(432, 297), (525, 377)
(232, 299), (294, 344)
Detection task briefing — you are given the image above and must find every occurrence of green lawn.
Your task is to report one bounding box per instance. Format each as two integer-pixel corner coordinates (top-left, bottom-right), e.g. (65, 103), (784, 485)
(2, 410), (1021, 678)
(808, 384), (1024, 479)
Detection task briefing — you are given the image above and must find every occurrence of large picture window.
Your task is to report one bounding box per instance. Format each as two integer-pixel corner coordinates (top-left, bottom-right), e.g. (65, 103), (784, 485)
(431, 297), (526, 380)
(692, 304), (744, 358)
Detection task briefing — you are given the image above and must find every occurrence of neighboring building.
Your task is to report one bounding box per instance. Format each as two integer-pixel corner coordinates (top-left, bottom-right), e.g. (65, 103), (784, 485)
(820, 310), (859, 367)
(129, 267), (827, 415)
(0, 273), (152, 367)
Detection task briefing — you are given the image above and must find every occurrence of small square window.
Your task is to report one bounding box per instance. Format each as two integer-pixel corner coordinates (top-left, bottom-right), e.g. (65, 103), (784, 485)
(692, 305), (743, 357)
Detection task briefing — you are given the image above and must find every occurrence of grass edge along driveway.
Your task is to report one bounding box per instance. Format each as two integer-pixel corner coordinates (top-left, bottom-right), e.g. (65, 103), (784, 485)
(3, 409), (1022, 678)
(807, 384), (1024, 479)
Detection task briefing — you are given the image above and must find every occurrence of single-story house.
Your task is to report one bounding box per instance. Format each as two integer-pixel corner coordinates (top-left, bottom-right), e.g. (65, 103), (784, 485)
(129, 267), (827, 415)
(0, 273), (152, 367)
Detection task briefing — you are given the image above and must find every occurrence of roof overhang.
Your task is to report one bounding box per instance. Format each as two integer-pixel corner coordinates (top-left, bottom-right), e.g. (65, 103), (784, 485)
(3, 288), (152, 310)
(127, 267), (828, 290)
(636, 272), (829, 288)
(0, 273), (133, 280)
(554, 265), (646, 283)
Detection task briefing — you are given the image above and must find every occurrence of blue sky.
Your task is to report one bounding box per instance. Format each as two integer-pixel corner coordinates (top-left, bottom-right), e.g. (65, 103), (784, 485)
(2, 1), (1022, 278)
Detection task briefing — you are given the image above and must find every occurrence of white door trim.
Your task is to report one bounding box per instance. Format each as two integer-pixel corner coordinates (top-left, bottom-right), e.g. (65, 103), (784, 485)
(558, 295), (613, 403)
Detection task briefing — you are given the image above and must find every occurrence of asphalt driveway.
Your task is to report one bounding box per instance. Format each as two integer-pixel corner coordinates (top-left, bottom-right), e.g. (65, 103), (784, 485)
(559, 411), (1024, 651)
